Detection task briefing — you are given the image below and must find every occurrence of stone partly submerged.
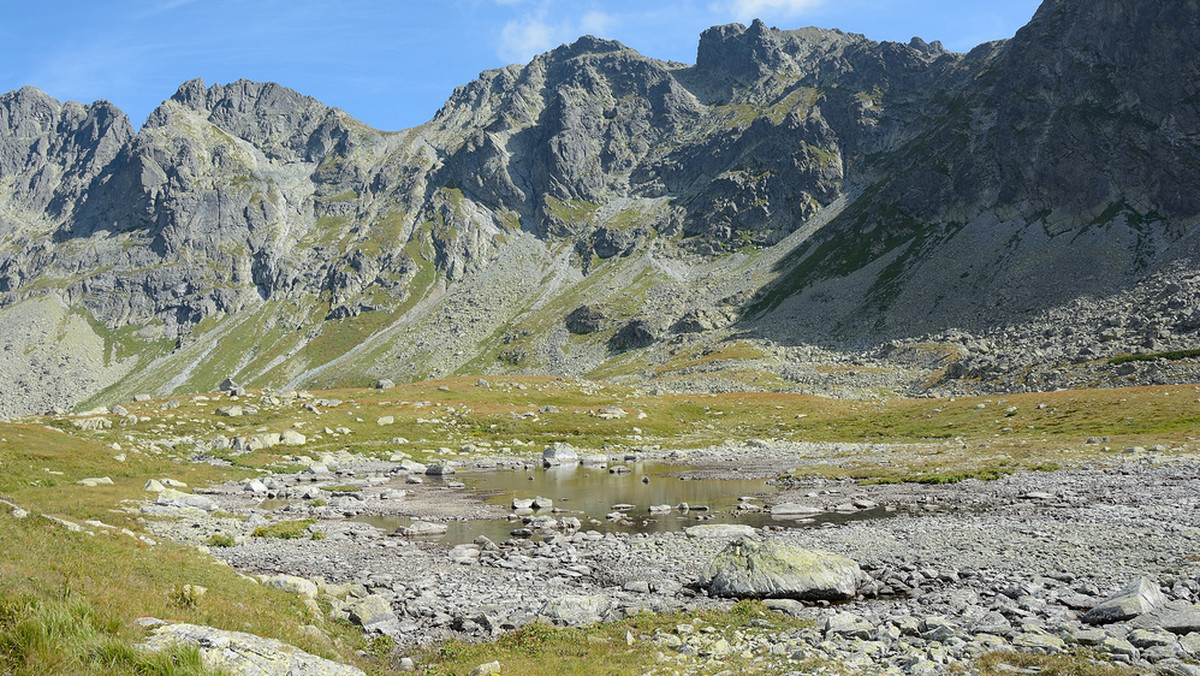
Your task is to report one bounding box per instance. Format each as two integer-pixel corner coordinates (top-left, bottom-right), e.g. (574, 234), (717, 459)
(397, 520), (449, 537)
(699, 537), (867, 601)
(685, 523), (757, 539)
(140, 622), (365, 676)
(542, 442), (579, 467)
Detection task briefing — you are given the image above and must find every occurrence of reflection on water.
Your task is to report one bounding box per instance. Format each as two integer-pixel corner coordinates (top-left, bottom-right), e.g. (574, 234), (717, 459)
(348, 462), (889, 544)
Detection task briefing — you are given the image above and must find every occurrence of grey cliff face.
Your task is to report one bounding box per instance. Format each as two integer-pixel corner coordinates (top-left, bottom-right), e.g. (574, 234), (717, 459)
(0, 0), (1198, 416)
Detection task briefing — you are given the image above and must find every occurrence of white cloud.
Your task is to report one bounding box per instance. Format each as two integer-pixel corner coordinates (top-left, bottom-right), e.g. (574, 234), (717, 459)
(496, 5), (620, 64)
(499, 15), (565, 63)
(579, 10), (617, 35)
(716, 0), (826, 22)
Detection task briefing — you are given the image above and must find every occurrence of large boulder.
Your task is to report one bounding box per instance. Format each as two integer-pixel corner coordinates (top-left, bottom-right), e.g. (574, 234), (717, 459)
(140, 622), (364, 675)
(608, 319), (657, 351)
(537, 594), (611, 626)
(1084, 577), (1167, 625)
(542, 442), (579, 467)
(564, 305), (607, 334)
(261, 574), (318, 599)
(346, 594), (398, 632)
(699, 537), (867, 601)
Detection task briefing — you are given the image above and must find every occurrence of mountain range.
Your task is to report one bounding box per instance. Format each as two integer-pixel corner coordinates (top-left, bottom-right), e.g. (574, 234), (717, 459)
(1, 0), (1198, 417)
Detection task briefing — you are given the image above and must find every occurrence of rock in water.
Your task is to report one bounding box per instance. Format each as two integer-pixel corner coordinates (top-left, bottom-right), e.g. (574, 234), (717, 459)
(542, 442), (579, 467)
(699, 536), (866, 601)
(140, 622), (365, 675)
(1083, 577), (1167, 624)
(397, 521), (448, 537)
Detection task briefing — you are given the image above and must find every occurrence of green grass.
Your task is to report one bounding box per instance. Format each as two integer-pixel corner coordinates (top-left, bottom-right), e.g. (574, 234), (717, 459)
(545, 197), (599, 225)
(0, 591), (209, 676)
(1109, 348), (1200, 365)
(205, 534), (236, 548)
(2, 377), (1193, 674)
(251, 519), (316, 540)
(977, 650), (1136, 675)
(416, 600), (816, 676)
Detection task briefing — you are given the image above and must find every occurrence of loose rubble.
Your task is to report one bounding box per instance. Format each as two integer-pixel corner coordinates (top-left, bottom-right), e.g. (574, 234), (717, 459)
(136, 442), (1200, 674)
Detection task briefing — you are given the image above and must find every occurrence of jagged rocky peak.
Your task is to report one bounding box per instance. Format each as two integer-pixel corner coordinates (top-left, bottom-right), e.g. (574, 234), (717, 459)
(0, 86), (133, 216)
(148, 78), (353, 162)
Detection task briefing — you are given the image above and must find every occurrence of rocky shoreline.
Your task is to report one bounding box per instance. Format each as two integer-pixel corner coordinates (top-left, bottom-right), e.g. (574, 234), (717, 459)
(140, 444), (1200, 674)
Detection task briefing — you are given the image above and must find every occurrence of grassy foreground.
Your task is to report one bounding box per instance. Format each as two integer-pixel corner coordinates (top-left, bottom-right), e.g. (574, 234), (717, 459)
(2, 377), (1196, 673)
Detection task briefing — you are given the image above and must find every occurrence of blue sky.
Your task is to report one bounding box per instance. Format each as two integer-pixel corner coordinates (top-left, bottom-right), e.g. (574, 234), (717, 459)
(0, 0), (1042, 131)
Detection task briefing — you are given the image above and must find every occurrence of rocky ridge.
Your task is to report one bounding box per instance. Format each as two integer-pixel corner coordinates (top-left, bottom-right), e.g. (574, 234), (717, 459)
(1, 0), (1198, 416)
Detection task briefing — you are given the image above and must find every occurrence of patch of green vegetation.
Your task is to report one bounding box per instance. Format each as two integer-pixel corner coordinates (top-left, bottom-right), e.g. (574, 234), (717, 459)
(323, 485), (361, 493)
(251, 519), (316, 540)
(715, 102), (761, 127)
(205, 533), (236, 548)
(977, 649), (1137, 675)
(228, 174), (253, 191)
(766, 87), (820, 123)
(747, 191), (958, 318)
(1109, 349), (1200, 366)
(76, 312), (176, 366)
(545, 196), (599, 225)
(803, 141), (840, 168)
(0, 590), (207, 675)
(419, 602), (814, 676)
(314, 215), (348, 232)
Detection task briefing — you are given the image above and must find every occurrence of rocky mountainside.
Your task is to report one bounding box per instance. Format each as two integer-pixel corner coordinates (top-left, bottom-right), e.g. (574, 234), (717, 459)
(1, 0), (1198, 417)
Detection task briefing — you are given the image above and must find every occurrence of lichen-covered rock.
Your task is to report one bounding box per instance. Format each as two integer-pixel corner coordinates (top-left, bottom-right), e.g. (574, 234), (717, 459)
(260, 574), (318, 599)
(346, 594), (397, 632)
(699, 536), (866, 601)
(537, 594), (611, 625)
(140, 622), (364, 675)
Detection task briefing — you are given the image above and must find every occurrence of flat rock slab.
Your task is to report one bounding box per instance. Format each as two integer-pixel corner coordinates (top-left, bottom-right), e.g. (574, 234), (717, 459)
(1084, 577), (1166, 625)
(141, 622), (364, 676)
(700, 536), (866, 601)
(770, 503), (823, 516)
(397, 521), (448, 537)
(685, 524), (756, 539)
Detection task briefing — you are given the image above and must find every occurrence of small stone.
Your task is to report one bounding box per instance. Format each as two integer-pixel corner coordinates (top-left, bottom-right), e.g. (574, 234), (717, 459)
(824, 611), (872, 639)
(469, 662), (500, 676)
(76, 476), (114, 487)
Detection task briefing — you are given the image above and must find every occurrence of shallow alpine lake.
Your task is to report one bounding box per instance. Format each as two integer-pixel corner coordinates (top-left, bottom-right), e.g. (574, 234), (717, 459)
(350, 461), (889, 544)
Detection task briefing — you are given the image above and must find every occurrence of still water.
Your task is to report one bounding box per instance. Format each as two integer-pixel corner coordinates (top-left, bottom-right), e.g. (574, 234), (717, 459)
(350, 462), (887, 544)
